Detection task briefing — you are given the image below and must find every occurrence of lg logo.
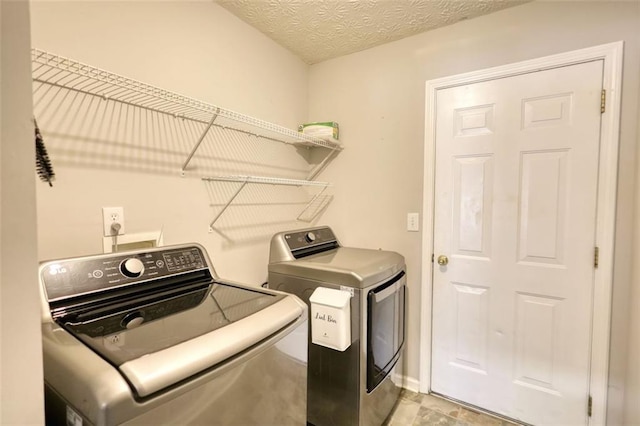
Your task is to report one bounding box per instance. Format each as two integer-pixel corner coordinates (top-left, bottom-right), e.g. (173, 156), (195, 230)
(48, 264), (68, 275)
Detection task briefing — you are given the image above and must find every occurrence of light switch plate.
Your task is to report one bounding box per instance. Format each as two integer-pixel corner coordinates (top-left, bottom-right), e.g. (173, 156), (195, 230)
(407, 212), (419, 232)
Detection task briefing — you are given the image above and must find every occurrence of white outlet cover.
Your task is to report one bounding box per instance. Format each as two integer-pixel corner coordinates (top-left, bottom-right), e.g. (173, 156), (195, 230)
(102, 207), (125, 237)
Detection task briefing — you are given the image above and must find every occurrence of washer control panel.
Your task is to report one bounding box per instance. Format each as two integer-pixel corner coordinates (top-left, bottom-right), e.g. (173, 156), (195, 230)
(284, 227), (337, 251)
(41, 246), (207, 301)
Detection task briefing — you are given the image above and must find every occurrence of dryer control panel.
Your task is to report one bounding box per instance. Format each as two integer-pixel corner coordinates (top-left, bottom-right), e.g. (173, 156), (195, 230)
(285, 227), (337, 251)
(269, 226), (341, 262)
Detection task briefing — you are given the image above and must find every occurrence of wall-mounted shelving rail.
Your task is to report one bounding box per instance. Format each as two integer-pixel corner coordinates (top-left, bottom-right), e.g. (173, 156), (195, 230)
(31, 48), (342, 178)
(31, 48), (341, 227)
(202, 176), (330, 229)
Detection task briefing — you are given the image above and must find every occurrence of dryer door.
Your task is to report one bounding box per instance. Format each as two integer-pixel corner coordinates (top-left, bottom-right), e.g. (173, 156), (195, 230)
(366, 271), (406, 392)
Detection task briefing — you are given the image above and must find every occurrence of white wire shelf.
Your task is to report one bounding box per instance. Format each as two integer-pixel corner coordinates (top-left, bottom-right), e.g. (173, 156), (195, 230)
(203, 175), (331, 228)
(202, 175), (331, 187)
(31, 48), (343, 175)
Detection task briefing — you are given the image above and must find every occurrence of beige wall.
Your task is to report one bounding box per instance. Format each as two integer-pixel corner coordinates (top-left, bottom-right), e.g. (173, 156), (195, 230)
(308, 1), (640, 424)
(0, 1), (44, 424)
(30, 1), (312, 285)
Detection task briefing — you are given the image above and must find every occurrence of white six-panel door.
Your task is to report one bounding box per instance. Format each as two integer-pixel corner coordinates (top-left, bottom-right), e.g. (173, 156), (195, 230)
(430, 60), (603, 425)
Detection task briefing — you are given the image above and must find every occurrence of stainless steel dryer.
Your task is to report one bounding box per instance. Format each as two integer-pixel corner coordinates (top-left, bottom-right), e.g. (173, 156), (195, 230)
(268, 226), (406, 426)
(40, 243), (308, 426)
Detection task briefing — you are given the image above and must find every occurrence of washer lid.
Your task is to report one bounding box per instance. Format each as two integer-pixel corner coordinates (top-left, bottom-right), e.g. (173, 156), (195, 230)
(118, 293), (303, 397)
(64, 283), (304, 397)
(268, 247), (405, 288)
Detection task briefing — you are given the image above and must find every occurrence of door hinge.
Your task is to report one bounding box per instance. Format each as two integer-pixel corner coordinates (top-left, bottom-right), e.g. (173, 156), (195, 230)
(588, 395), (593, 417)
(431, 253), (434, 263)
(601, 89), (606, 113)
(594, 247), (599, 268)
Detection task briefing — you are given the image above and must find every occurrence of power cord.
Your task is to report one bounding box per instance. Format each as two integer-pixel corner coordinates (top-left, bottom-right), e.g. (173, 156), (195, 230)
(111, 222), (122, 252)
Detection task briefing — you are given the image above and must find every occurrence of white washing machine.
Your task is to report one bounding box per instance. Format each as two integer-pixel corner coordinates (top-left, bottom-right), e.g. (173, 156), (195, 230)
(268, 226), (406, 426)
(40, 243), (308, 425)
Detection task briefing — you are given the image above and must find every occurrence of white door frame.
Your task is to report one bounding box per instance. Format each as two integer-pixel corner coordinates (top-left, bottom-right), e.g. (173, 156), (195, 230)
(419, 42), (623, 426)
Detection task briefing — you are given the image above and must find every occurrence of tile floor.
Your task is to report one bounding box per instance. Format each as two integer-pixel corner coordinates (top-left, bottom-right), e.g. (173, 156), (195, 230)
(385, 389), (521, 426)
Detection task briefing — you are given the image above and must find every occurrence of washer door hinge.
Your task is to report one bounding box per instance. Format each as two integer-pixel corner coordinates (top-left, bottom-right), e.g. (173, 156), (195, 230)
(601, 89), (606, 113)
(594, 247), (599, 268)
(588, 395), (593, 417)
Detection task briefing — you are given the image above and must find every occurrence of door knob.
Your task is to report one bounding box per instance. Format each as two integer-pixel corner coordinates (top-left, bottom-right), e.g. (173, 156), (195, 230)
(437, 255), (449, 266)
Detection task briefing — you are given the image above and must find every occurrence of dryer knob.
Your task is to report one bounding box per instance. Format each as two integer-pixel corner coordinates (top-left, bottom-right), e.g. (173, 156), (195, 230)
(305, 232), (316, 243)
(120, 258), (144, 278)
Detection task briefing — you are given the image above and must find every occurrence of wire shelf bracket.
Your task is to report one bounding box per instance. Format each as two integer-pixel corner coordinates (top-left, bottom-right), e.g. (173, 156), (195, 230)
(203, 175), (331, 230)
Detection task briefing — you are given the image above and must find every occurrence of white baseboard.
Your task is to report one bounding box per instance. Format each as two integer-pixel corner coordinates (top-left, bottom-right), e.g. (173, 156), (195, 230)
(393, 373), (421, 393)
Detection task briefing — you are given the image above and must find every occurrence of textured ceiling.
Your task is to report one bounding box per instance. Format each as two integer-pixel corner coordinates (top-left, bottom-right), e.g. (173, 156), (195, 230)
(216, 0), (531, 64)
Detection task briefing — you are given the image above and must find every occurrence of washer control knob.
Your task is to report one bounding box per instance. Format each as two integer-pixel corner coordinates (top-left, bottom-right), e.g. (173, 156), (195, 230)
(120, 258), (144, 278)
(305, 232), (316, 243)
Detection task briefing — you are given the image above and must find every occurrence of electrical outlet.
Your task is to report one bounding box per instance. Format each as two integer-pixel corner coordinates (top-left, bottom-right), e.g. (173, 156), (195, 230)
(103, 207), (125, 237)
(407, 212), (419, 232)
